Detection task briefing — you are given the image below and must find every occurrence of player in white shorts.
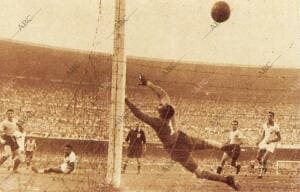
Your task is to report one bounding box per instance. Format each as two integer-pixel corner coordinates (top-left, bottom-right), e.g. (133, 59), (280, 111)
(256, 111), (281, 178)
(217, 120), (244, 175)
(32, 144), (76, 174)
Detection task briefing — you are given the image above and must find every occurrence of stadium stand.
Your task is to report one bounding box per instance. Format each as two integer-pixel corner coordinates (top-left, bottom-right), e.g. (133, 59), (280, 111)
(0, 39), (299, 146)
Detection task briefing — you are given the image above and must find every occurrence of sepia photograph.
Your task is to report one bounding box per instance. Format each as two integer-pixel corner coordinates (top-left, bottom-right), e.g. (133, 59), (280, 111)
(0, 0), (299, 191)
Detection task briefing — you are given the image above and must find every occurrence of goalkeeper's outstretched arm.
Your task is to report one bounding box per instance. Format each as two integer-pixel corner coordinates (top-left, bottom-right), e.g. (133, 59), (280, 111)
(138, 73), (171, 105)
(146, 80), (178, 130)
(138, 74), (177, 130)
(125, 97), (161, 128)
(147, 81), (171, 105)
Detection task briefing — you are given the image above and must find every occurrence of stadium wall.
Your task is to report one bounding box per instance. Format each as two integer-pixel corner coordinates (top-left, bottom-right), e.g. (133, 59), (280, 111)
(4, 137), (298, 161)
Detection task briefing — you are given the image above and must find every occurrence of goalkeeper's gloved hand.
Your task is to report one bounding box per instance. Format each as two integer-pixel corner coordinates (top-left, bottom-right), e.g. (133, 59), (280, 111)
(138, 73), (147, 86)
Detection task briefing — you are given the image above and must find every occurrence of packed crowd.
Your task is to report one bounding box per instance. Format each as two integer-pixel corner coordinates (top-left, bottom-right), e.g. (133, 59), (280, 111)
(127, 92), (300, 145)
(0, 78), (109, 140)
(0, 78), (299, 145)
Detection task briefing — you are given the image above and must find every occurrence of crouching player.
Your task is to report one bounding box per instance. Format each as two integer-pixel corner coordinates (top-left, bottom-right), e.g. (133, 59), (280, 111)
(32, 144), (76, 174)
(217, 120), (244, 175)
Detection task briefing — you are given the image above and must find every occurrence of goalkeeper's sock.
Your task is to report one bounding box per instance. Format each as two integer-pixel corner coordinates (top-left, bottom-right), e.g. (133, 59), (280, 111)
(196, 170), (227, 182)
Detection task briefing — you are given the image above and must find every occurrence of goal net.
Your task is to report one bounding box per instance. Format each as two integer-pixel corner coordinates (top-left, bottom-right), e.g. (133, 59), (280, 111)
(276, 161), (300, 175)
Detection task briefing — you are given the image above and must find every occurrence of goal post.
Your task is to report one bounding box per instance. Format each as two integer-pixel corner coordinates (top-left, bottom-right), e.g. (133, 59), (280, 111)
(106, 0), (126, 188)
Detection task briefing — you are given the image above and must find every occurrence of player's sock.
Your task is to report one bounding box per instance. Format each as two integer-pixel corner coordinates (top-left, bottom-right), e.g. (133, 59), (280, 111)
(137, 162), (141, 174)
(235, 164), (241, 174)
(0, 156), (9, 166)
(137, 165), (141, 174)
(256, 157), (262, 165)
(12, 158), (21, 172)
(257, 165), (264, 179)
(262, 161), (267, 173)
(263, 167), (267, 173)
(216, 166), (223, 174)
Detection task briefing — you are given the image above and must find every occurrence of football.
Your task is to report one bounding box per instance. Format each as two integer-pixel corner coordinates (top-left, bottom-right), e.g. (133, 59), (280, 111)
(211, 1), (231, 23)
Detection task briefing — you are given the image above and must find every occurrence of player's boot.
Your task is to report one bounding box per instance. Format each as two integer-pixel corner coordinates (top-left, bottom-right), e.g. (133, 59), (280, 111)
(236, 165), (241, 175)
(216, 166), (223, 174)
(226, 176), (240, 191)
(31, 166), (39, 173)
(12, 158), (21, 173)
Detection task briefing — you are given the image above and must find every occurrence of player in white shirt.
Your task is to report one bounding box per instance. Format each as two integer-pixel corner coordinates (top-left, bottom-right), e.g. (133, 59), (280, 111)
(0, 109), (21, 172)
(15, 122), (26, 157)
(14, 130), (26, 152)
(7, 121), (27, 171)
(256, 111), (281, 179)
(32, 144), (76, 174)
(25, 138), (37, 167)
(217, 120), (244, 175)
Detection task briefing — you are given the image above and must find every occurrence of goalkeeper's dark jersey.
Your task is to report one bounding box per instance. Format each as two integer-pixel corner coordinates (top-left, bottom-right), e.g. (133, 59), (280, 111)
(125, 98), (178, 147)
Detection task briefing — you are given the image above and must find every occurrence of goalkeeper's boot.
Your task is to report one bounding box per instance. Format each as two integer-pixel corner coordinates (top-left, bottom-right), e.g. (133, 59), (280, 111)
(226, 176), (241, 191)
